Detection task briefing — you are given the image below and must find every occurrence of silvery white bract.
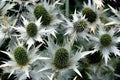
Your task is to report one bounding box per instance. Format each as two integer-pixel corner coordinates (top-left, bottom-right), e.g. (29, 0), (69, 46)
(105, 5), (120, 26)
(0, 1), (15, 16)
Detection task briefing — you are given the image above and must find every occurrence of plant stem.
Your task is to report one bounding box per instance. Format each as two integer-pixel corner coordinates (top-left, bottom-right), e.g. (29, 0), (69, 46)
(65, 0), (69, 17)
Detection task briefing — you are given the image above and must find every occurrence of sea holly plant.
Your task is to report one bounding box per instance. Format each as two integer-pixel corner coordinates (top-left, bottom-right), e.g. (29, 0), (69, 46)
(62, 10), (89, 42)
(38, 37), (95, 80)
(88, 27), (120, 65)
(0, 0), (120, 80)
(0, 39), (50, 79)
(12, 15), (50, 49)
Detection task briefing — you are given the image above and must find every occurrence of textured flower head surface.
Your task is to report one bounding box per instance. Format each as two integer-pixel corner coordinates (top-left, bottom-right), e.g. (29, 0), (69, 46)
(62, 10), (89, 42)
(13, 15), (56, 49)
(0, 39), (49, 79)
(38, 37), (94, 79)
(88, 27), (120, 65)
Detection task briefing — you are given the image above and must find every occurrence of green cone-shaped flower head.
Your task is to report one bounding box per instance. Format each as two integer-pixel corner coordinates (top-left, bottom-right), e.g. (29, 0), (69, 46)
(100, 34), (112, 47)
(82, 7), (97, 23)
(27, 23), (37, 37)
(34, 5), (52, 26)
(53, 48), (70, 69)
(14, 47), (29, 66)
(74, 20), (87, 32)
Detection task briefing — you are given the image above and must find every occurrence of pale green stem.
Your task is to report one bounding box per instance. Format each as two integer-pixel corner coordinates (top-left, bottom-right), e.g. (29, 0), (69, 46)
(65, 0), (69, 17)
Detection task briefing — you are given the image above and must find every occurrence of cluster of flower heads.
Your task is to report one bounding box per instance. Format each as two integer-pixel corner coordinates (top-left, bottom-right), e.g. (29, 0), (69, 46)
(0, 0), (120, 80)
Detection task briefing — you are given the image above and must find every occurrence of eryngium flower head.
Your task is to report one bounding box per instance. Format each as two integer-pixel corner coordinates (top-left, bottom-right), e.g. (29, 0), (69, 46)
(100, 34), (112, 47)
(34, 5), (51, 26)
(38, 38), (95, 79)
(88, 27), (120, 65)
(82, 7), (97, 23)
(14, 47), (29, 66)
(27, 23), (37, 37)
(0, 40), (49, 79)
(53, 48), (70, 69)
(74, 20), (87, 32)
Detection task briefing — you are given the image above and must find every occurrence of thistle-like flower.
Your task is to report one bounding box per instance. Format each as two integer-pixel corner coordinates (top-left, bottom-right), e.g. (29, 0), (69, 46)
(13, 15), (56, 49)
(82, 0), (104, 33)
(34, 0), (62, 26)
(38, 37), (94, 79)
(29, 0), (62, 24)
(0, 39), (49, 79)
(62, 10), (89, 42)
(34, 5), (52, 26)
(88, 27), (120, 65)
